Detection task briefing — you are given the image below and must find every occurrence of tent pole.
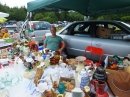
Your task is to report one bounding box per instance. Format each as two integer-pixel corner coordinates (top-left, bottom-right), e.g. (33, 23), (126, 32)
(20, 12), (29, 39)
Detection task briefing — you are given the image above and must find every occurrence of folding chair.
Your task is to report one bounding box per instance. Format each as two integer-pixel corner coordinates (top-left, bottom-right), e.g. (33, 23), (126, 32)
(84, 46), (104, 66)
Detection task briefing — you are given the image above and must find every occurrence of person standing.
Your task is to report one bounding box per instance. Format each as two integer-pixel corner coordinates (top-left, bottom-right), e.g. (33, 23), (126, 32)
(44, 25), (65, 54)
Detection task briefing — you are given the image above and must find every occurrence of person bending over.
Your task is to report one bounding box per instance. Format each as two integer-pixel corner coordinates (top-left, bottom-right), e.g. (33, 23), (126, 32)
(44, 25), (65, 54)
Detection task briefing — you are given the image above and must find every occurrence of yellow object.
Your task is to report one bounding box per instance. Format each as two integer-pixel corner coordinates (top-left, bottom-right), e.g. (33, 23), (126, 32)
(57, 94), (63, 97)
(2, 33), (9, 38)
(124, 66), (130, 73)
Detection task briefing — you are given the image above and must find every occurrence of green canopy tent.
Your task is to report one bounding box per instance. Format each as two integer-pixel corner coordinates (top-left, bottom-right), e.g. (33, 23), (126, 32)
(27, 0), (130, 16)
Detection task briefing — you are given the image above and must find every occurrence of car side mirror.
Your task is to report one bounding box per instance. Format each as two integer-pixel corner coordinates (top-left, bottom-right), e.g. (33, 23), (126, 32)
(123, 35), (130, 40)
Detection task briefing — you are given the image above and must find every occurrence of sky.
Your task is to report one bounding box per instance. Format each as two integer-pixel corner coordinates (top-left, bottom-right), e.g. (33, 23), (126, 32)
(0, 0), (34, 8)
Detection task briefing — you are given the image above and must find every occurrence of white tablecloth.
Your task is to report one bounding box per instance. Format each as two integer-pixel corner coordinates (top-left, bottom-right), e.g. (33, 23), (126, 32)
(0, 58), (114, 97)
(0, 59), (74, 97)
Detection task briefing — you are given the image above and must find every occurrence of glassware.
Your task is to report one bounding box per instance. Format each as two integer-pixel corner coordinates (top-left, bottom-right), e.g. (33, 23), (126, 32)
(58, 82), (65, 94)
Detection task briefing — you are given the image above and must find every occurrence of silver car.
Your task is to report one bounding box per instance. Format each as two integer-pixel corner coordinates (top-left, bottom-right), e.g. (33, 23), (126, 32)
(45, 20), (130, 60)
(25, 21), (51, 43)
(6, 24), (18, 35)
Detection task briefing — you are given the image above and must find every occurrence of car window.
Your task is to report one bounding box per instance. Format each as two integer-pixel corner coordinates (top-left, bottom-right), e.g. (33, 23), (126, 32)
(60, 23), (91, 37)
(60, 25), (73, 35)
(6, 27), (16, 30)
(33, 22), (50, 30)
(73, 23), (91, 36)
(95, 23), (128, 40)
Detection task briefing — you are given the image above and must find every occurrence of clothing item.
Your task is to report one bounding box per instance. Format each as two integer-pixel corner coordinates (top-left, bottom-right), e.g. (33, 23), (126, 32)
(44, 35), (63, 51)
(107, 70), (130, 97)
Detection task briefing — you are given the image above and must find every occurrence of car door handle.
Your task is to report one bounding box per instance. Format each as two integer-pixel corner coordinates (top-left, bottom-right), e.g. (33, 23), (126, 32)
(95, 43), (101, 47)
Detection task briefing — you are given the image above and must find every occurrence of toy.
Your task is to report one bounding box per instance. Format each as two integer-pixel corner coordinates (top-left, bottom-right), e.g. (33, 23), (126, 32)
(28, 41), (38, 51)
(109, 55), (122, 69)
(118, 54), (130, 68)
(0, 28), (9, 39)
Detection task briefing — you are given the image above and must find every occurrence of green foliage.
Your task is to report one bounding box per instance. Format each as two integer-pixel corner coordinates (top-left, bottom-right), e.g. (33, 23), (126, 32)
(0, 3), (27, 21)
(33, 11), (84, 23)
(121, 16), (130, 22)
(97, 16), (104, 20)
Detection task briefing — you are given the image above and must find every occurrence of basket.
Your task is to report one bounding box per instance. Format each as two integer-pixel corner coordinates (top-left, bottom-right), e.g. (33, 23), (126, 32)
(4, 38), (14, 43)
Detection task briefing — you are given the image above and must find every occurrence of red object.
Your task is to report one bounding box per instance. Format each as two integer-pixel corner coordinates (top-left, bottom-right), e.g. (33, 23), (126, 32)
(59, 42), (64, 48)
(84, 46), (104, 66)
(31, 34), (35, 38)
(28, 42), (38, 51)
(93, 80), (109, 97)
(5, 29), (8, 33)
(0, 63), (2, 69)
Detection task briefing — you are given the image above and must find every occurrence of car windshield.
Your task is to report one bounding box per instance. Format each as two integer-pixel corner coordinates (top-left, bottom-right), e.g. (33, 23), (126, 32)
(121, 22), (130, 27)
(33, 22), (51, 30)
(6, 27), (16, 30)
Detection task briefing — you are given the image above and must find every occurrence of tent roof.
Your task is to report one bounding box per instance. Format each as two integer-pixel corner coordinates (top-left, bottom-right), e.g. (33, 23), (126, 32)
(0, 12), (9, 18)
(27, 0), (130, 16)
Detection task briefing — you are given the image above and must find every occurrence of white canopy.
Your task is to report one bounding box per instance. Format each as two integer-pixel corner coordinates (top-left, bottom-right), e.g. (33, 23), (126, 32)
(0, 12), (9, 18)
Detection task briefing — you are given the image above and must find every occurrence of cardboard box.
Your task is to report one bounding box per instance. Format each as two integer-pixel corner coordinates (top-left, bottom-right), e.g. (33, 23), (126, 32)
(96, 27), (111, 38)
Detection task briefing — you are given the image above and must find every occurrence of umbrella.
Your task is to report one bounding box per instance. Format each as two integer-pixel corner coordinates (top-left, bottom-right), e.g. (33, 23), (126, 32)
(0, 12), (9, 18)
(27, 0), (130, 16)
(0, 18), (7, 23)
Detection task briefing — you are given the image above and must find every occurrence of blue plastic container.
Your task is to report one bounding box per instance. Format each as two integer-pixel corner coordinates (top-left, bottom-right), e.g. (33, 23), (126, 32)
(42, 54), (46, 60)
(38, 46), (44, 51)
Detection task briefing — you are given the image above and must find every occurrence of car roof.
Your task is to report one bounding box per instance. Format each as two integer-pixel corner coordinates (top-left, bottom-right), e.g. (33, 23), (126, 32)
(29, 21), (50, 23)
(72, 20), (122, 24)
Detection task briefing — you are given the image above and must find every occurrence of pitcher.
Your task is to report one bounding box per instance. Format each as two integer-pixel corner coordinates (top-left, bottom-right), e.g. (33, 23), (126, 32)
(93, 80), (109, 97)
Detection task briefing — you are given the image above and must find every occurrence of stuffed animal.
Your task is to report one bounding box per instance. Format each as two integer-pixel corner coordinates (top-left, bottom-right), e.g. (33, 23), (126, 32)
(119, 54), (130, 68)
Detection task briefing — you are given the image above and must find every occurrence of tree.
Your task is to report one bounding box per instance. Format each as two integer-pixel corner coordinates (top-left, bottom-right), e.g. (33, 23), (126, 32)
(121, 16), (130, 22)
